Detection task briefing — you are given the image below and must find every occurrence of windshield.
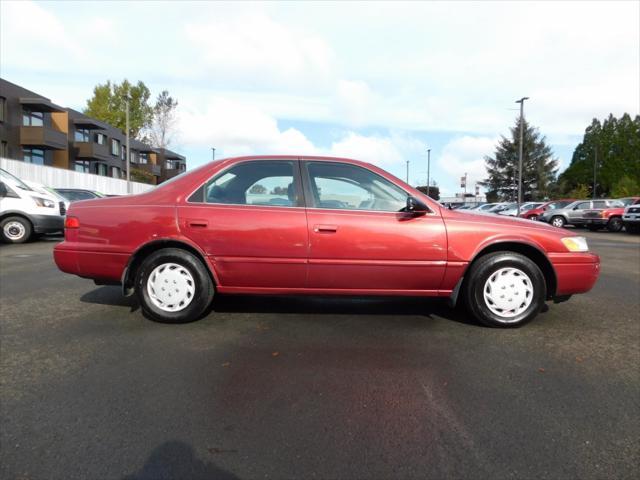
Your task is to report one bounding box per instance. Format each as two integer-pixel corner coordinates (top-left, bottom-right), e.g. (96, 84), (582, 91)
(0, 168), (33, 191)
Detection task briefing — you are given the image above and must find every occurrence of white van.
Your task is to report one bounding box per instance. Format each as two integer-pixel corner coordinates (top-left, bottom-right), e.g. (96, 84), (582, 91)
(0, 168), (65, 243)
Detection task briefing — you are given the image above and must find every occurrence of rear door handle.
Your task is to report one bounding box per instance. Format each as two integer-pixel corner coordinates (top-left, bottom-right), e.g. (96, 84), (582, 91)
(187, 220), (209, 228)
(313, 224), (338, 233)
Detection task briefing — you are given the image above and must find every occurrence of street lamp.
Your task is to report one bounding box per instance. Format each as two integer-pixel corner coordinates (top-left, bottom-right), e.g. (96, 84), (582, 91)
(515, 96), (529, 216)
(426, 148), (431, 197)
(406, 159), (410, 184)
(125, 94), (131, 194)
(212, 147), (216, 161)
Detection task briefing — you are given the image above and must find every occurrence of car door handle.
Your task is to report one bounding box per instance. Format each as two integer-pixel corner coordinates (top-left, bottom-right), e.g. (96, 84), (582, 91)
(313, 224), (338, 233)
(187, 220), (209, 228)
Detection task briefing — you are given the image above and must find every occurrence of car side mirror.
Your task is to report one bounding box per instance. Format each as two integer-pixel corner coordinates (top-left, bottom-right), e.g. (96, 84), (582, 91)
(0, 182), (7, 198)
(406, 196), (429, 214)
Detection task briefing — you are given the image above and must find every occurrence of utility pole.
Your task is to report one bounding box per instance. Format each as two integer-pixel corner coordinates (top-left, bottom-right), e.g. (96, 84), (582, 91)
(212, 147), (216, 161)
(426, 148), (431, 197)
(592, 144), (598, 199)
(515, 96), (529, 216)
(406, 160), (409, 184)
(125, 95), (131, 194)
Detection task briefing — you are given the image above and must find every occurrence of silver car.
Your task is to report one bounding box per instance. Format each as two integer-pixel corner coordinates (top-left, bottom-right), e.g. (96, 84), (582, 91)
(539, 199), (624, 228)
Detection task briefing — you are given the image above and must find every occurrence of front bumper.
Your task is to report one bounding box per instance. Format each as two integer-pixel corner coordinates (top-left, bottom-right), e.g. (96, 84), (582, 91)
(622, 214), (640, 224)
(31, 214), (64, 234)
(548, 252), (600, 296)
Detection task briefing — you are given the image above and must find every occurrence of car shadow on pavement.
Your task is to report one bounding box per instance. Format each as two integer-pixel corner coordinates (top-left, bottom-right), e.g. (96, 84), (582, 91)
(80, 286), (140, 312)
(122, 440), (239, 480)
(210, 294), (480, 327)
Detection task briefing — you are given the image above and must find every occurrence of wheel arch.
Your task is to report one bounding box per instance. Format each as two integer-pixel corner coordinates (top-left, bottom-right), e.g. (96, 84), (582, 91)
(456, 241), (557, 303)
(121, 238), (218, 296)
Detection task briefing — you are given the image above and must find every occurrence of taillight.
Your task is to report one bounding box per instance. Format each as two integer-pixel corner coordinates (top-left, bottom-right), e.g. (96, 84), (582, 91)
(65, 216), (80, 229)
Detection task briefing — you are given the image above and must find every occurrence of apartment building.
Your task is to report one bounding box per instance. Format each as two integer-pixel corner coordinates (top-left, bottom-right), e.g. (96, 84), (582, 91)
(0, 78), (186, 184)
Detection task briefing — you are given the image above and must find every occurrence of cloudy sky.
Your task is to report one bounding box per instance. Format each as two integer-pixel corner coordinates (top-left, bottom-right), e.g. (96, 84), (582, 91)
(1, 1), (638, 195)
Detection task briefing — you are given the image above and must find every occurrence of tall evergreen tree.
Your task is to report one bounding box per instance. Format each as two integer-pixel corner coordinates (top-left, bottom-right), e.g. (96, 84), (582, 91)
(558, 113), (640, 197)
(480, 118), (558, 201)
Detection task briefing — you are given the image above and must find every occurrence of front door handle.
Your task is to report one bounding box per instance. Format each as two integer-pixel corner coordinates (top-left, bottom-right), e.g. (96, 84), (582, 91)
(313, 224), (338, 233)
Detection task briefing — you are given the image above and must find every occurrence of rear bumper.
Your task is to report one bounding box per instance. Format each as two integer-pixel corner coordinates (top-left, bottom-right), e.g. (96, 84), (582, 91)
(53, 243), (129, 282)
(548, 252), (600, 296)
(31, 214), (64, 234)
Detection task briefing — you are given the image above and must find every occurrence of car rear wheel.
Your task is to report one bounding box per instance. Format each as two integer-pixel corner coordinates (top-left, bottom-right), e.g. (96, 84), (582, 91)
(464, 252), (546, 328)
(0, 216), (32, 244)
(135, 248), (214, 323)
(550, 216), (566, 228)
(607, 217), (623, 232)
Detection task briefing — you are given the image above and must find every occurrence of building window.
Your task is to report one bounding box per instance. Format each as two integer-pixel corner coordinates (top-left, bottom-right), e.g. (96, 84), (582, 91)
(1, 141), (8, 158)
(139, 152), (148, 164)
(74, 161), (90, 173)
(130, 151), (136, 163)
(96, 163), (108, 176)
(111, 167), (121, 178)
(0, 97), (6, 122)
(23, 148), (45, 165)
(121, 146), (127, 161)
(110, 139), (120, 156)
(74, 128), (90, 142)
(166, 159), (184, 169)
(95, 133), (106, 145)
(22, 109), (44, 127)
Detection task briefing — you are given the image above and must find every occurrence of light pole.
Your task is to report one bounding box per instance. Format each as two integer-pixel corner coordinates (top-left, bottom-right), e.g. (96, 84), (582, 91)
(125, 95), (131, 194)
(426, 148), (431, 197)
(592, 144), (598, 199)
(406, 160), (409, 184)
(211, 147), (216, 161)
(515, 96), (529, 216)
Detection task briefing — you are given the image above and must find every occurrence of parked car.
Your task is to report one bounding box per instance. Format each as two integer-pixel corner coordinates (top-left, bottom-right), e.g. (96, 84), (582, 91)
(0, 168), (65, 243)
(54, 155), (600, 328)
(488, 202), (515, 213)
(499, 202), (543, 217)
(24, 180), (70, 213)
(54, 188), (106, 202)
(582, 197), (640, 232)
(539, 199), (624, 228)
(520, 199), (576, 221)
(471, 203), (498, 212)
(622, 201), (640, 234)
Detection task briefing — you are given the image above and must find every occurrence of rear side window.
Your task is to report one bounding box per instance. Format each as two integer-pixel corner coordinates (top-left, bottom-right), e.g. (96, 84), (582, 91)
(575, 202), (590, 209)
(190, 161), (299, 207)
(592, 201), (607, 209)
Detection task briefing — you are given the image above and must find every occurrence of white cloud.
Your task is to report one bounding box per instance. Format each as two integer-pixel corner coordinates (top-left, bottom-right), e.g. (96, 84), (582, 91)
(328, 132), (404, 166)
(437, 136), (498, 194)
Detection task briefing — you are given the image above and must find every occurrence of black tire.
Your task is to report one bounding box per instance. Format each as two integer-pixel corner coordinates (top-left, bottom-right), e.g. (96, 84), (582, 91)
(0, 216), (33, 244)
(607, 217), (623, 232)
(625, 223), (640, 234)
(463, 252), (547, 328)
(550, 216), (566, 228)
(135, 248), (214, 323)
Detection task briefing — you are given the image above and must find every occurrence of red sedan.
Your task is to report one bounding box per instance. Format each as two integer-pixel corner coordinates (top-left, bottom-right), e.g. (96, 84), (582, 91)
(54, 156), (600, 328)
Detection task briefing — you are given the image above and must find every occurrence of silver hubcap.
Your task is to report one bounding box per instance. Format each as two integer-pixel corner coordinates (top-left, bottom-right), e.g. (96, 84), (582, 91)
(4, 221), (26, 240)
(483, 267), (534, 321)
(552, 218), (564, 227)
(146, 263), (196, 312)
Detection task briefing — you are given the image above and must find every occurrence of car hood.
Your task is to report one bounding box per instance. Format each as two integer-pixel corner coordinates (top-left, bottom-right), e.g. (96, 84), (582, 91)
(446, 208), (569, 234)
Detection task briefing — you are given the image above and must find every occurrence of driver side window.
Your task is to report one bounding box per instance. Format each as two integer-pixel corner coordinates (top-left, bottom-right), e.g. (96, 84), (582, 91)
(306, 162), (408, 212)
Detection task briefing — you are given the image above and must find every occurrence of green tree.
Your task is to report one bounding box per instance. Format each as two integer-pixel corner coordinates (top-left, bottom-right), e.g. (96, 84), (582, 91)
(568, 184), (590, 199)
(480, 118), (558, 201)
(149, 90), (179, 149)
(130, 167), (155, 185)
(249, 184), (267, 194)
(611, 175), (640, 198)
(558, 114), (640, 197)
(415, 185), (440, 200)
(84, 80), (154, 141)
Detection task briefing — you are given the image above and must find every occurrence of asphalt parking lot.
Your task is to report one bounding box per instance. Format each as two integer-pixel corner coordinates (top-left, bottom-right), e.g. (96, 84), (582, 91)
(1, 230), (639, 480)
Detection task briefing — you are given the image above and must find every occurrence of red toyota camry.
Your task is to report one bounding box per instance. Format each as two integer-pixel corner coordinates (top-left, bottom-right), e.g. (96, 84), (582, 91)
(54, 156), (600, 328)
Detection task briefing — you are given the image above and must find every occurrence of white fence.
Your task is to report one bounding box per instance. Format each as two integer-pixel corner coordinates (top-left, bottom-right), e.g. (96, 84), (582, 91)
(0, 157), (155, 195)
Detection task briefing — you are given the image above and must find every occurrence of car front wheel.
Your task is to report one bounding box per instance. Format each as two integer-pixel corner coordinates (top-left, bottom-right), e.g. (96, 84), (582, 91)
(135, 248), (214, 323)
(550, 216), (566, 228)
(464, 252), (547, 328)
(607, 217), (623, 232)
(1, 216), (32, 244)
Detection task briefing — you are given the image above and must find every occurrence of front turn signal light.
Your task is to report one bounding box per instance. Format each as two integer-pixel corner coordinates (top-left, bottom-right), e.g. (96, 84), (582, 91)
(65, 216), (80, 229)
(561, 236), (589, 252)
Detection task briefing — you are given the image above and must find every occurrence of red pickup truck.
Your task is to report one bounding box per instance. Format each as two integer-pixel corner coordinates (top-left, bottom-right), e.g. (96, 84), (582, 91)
(583, 197), (640, 232)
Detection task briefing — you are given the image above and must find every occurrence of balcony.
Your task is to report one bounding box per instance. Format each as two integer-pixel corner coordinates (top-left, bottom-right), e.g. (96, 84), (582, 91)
(20, 126), (67, 150)
(74, 141), (111, 162)
(138, 163), (162, 176)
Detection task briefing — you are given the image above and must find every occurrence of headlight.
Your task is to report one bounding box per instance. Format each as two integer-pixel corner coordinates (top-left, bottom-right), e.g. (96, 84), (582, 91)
(561, 236), (589, 252)
(33, 196), (55, 208)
